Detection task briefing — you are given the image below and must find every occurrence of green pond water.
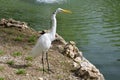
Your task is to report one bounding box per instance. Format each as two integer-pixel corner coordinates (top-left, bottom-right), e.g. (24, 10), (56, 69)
(0, 0), (120, 80)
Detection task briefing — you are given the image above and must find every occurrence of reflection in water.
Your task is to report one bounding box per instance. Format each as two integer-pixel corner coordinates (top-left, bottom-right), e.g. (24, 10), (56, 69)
(36, 0), (66, 3)
(0, 0), (120, 80)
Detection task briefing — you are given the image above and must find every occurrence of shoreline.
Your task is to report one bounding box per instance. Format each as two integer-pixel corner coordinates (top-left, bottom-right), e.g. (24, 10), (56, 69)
(0, 18), (104, 80)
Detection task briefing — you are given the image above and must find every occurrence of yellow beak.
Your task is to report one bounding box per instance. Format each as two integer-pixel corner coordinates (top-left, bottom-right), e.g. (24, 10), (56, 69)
(62, 9), (72, 13)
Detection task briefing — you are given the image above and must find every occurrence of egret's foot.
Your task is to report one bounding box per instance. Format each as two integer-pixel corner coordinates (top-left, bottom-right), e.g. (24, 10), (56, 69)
(42, 68), (47, 74)
(42, 69), (45, 74)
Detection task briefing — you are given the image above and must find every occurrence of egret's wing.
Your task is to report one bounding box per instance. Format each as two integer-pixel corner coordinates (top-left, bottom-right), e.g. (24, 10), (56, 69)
(29, 33), (51, 58)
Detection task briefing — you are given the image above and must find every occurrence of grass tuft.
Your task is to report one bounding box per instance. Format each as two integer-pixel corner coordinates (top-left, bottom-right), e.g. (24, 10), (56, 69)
(0, 77), (4, 80)
(16, 69), (26, 75)
(14, 36), (23, 41)
(28, 35), (37, 43)
(25, 56), (33, 61)
(7, 60), (15, 65)
(12, 51), (22, 57)
(0, 66), (4, 71)
(26, 62), (32, 67)
(0, 50), (4, 56)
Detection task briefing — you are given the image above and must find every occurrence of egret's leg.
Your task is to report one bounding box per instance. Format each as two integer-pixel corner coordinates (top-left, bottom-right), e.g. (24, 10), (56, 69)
(46, 52), (50, 73)
(42, 52), (44, 74)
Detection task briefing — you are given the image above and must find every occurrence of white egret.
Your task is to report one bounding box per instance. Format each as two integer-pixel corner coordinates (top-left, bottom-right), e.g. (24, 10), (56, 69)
(29, 8), (71, 73)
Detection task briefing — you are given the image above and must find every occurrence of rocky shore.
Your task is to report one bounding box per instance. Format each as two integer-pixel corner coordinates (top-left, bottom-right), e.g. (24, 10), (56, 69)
(0, 19), (105, 80)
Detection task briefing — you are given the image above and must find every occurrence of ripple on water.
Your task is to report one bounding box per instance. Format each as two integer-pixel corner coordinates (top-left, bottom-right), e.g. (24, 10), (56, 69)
(36, 0), (66, 4)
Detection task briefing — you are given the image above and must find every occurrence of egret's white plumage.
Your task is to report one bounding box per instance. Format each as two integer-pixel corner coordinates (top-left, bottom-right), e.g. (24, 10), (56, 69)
(29, 8), (71, 73)
(30, 33), (51, 57)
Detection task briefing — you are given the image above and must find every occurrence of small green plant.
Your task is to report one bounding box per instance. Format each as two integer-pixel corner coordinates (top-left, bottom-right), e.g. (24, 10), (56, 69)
(26, 62), (32, 67)
(0, 66), (4, 71)
(57, 75), (62, 79)
(12, 51), (22, 57)
(60, 61), (66, 65)
(25, 56), (33, 61)
(0, 50), (4, 56)
(28, 35), (37, 43)
(14, 36), (23, 41)
(0, 77), (4, 80)
(7, 60), (14, 65)
(16, 69), (26, 75)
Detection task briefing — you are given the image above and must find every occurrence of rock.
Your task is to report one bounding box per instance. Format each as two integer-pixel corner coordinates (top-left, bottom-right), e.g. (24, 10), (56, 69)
(0, 18), (28, 29)
(38, 77), (43, 80)
(26, 73), (29, 76)
(74, 59), (105, 80)
(63, 41), (105, 80)
(63, 41), (82, 59)
(69, 41), (76, 45)
(0, 18), (7, 25)
(74, 57), (82, 63)
(73, 57), (82, 68)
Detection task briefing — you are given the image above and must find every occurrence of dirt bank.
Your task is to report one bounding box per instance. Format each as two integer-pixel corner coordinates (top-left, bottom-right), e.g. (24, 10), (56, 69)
(0, 19), (104, 80)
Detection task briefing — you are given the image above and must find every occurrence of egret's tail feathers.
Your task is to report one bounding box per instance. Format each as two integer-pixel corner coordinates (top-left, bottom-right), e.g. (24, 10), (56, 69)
(29, 45), (42, 58)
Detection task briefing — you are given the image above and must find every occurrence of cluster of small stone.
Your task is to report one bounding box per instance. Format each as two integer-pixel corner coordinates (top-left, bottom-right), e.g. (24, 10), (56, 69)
(63, 41), (105, 80)
(0, 18), (28, 29)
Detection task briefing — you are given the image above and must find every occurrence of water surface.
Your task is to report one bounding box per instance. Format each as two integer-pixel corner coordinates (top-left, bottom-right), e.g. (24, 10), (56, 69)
(0, 0), (120, 80)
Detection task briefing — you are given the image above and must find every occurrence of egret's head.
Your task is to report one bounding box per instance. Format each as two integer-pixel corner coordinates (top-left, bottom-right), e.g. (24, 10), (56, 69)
(55, 8), (72, 14)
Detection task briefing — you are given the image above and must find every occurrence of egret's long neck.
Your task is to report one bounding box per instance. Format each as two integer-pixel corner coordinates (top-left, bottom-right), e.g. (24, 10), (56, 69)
(49, 13), (57, 41)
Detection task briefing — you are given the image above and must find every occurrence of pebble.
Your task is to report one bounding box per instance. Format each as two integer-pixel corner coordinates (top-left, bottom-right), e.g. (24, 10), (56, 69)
(38, 77), (43, 80)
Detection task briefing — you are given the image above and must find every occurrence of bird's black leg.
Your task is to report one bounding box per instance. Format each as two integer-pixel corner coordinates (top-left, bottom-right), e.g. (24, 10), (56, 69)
(46, 52), (50, 73)
(42, 52), (44, 74)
